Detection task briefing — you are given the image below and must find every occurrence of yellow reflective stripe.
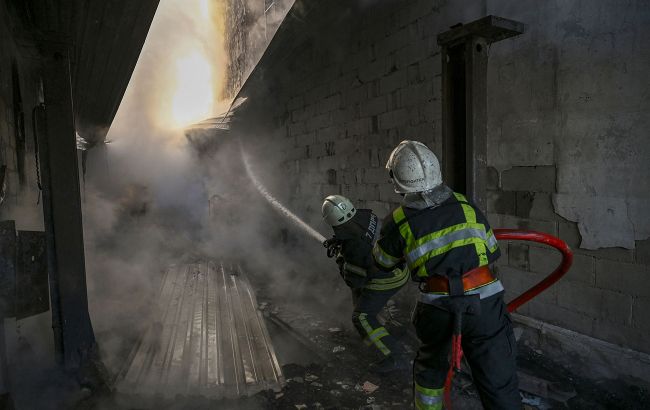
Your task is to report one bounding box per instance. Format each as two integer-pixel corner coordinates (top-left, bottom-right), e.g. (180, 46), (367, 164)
(406, 222), (485, 254)
(392, 206), (406, 224)
(405, 223), (489, 267)
(414, 382), (444, 410)
(486, 228), (499, 253)
(373, 244), (400, 268)
(455, 192), (489, 266)
(358, 314), (391, 355)
(415, 265), (428, 278)
(453, 192), (468, 203)
(367, 326), (389, 342)
(365, 268), (410, 291)
(410, 237), (488, 269)
(368, 267), (409, 284)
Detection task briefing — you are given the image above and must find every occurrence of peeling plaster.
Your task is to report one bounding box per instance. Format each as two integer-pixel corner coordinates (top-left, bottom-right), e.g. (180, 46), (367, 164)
(553, 194), (643, 250)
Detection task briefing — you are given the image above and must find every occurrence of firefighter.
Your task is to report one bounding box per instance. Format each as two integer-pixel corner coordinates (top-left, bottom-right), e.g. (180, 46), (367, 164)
(322, 195), (410, 373)
(372, 141), (520, 409)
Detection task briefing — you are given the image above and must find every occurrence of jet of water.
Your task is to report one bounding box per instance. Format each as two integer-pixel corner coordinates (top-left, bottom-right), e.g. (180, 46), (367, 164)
(240, 143), (326, 244)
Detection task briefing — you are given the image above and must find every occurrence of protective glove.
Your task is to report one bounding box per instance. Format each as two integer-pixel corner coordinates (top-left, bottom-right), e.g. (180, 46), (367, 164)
(323, 237), (340, 258)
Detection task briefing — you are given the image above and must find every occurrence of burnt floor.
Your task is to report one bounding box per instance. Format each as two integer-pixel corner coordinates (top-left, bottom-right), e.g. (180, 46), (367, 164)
(70, 267), (648, 410)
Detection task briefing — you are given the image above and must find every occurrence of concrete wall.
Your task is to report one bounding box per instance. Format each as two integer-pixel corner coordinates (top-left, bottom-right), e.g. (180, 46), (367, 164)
(234, 0), (650, 354)
(485, 0), (650, 354)
(224, 0), (294, 98)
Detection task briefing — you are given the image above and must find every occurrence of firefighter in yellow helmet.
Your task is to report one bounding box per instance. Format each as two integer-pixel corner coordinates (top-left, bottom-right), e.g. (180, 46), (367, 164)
(322, 195), (410, 373)
(373, 140), (520, 409)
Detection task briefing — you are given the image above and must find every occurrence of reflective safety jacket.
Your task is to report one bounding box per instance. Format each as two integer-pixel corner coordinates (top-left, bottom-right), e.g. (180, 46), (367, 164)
(332, 209), (409, 291)
(373, 192), (500, 288)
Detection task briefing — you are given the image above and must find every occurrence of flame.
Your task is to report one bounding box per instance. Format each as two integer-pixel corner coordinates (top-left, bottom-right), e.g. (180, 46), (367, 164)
(171, 51), (214, 126)
(134, 0), (229, 132)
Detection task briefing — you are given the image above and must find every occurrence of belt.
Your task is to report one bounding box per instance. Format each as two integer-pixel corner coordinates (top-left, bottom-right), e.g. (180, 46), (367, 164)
(423, 266), (495, 294)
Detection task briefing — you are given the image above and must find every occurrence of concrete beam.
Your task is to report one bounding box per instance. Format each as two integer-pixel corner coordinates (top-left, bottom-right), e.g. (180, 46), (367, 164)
(37, 33), (96, 370)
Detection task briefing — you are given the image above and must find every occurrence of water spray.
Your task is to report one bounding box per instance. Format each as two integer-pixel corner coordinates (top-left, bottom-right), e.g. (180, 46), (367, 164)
(240, 142), (326, 244)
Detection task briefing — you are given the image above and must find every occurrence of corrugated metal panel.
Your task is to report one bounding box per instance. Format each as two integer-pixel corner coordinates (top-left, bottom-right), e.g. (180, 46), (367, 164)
(116, 261), (284, 398)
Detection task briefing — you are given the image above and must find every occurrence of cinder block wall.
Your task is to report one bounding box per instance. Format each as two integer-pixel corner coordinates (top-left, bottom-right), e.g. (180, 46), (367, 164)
(235, 0), (649, 354)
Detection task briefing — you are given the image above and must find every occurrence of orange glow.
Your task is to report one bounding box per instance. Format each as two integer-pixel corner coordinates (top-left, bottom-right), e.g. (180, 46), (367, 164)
(171, 51), (214, 127)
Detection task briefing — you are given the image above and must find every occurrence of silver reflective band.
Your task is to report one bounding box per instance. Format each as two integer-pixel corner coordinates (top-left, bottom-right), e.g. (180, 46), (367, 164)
(419, 280), (504, 304)
(406, 227), (487, 265)
(487, 232), (498, 250)
(373, 246), (399, 267)
(415, 392), (443, 405)
(343, 262), (367, 276)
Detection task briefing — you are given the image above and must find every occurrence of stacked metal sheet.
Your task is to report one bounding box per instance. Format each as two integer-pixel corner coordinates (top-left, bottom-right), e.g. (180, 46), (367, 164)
(116, 261), (284, 398)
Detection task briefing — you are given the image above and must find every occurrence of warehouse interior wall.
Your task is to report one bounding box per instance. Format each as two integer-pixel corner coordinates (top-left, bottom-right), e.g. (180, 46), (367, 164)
(230, 0), (650, 355)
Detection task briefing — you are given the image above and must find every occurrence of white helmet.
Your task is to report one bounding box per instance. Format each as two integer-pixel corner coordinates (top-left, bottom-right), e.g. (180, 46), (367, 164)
(322, 195), (357, 226)
(386, 140), (442, 193)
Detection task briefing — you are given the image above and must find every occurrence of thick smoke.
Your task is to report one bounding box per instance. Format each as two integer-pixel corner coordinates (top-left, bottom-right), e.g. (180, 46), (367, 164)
(81, 0), (344, 386)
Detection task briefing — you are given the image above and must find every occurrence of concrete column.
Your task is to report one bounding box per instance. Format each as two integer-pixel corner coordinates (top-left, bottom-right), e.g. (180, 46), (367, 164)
(438, 16), (525, 213)
(37, 33), (96, 370)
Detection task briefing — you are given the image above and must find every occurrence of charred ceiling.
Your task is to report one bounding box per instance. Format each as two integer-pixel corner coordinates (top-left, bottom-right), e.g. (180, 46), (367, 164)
(8, 0), (160, 145)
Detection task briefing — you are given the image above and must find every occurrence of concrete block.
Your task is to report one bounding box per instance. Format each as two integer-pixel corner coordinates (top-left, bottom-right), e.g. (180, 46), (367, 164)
(363, 167), (390, 184)
(305, 84), (329, 104)
(360, 96), (388, 118)
(508, 243), (529, 270)
(366, 200), (392, 219)
(378, 108), (409, 130)
(418, 100), (439, 123)
(599, 289), (633, 326)
(558, 219), (582, 249)
(316, 127), (340, 144)
(635, 239), (650, 264)
(420, 55), (441, 79)
(526, 301), (596, 337)
(378, 183), (398, 202)
(594, 321), (650, 355)
(288, 121), (306, 137)
(287, 95), (304, 111)
(407, 63), (421, 85)
(396, 43), (427, 67)
(486, 189), (516, 215)
(499, 214), (558, 236)
(595, 259), (650, 297)
(359, 59), (386, 82)
(318, 94), (341, 114)
(556, 281), (602, 318)
(486, 167), (499, 190)
(631, 296), (650, 334)
(501, 166), (556, 193)
(530, 246), (595, 285)
(346, 118), (371, 137)
(574, 247), (635, 263)
(343, 85), (367, 106)
(380, 69), (407, 95)
(310, 143), (327, 158)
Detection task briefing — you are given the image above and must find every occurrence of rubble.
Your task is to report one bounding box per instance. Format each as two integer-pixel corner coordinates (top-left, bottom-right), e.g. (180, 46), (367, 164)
(361, 381), (379, 394)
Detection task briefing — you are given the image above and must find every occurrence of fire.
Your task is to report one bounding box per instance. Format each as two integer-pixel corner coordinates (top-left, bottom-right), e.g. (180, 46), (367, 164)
(171, 51), (214, 127)
(145, 0), (227, 131)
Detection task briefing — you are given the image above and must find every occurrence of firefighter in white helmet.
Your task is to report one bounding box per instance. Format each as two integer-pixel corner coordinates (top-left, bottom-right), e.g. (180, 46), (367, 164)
(373, 140), (520, 409)
(322, 195), (410, 373)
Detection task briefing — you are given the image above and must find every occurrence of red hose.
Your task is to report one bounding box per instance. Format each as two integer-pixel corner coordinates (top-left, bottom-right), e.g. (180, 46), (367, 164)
(442, 229), (573, 409)
(494, 229), (574, 312)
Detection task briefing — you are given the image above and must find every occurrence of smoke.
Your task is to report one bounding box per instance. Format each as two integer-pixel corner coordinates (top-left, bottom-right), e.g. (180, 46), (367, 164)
(80, 0), (344, 390)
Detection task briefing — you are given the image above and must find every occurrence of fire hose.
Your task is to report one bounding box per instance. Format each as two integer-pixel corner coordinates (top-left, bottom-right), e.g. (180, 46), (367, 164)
(443, 229), (574, 409)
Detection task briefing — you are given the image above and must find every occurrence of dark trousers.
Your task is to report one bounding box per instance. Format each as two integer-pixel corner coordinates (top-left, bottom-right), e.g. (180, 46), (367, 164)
(351, 287), (404, 357)
(413, 292), (521, 410)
